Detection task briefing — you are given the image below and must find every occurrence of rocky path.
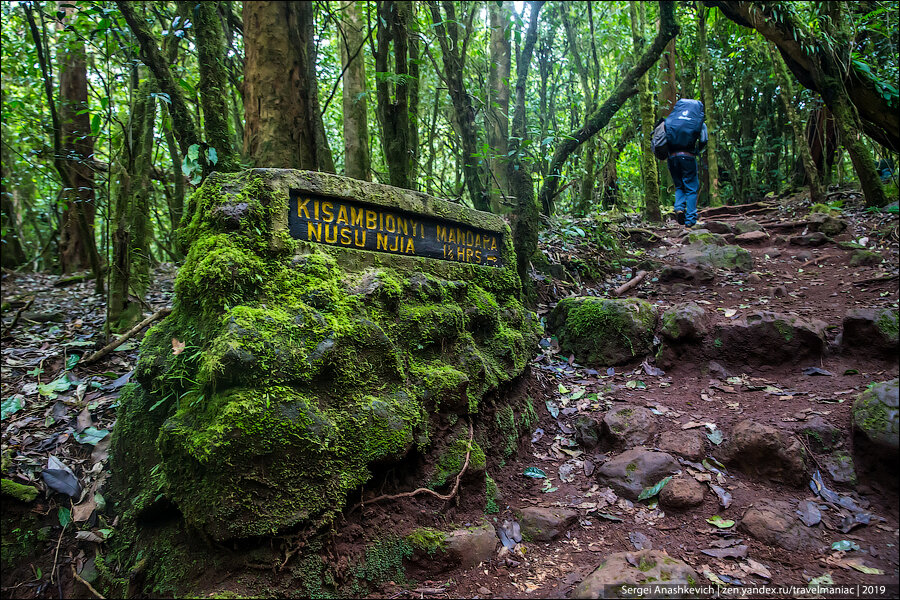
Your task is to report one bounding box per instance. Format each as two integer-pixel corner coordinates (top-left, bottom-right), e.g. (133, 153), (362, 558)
(1, 193), (897, 599)
(407, 195), (899, 599)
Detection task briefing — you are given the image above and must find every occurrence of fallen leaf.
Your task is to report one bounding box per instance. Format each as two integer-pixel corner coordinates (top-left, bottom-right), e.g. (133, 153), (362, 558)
(831, 540), (860, 552)
(682, 421), (705, 430)
(76, 407), (92, 433)
(706, 515), (735, 529)
(75, 530), (106, 543)
(72, 496), (97, 522)
(709, 484), (732, 508)
(741, 558), (772, 579)
(637, 476), (672, 501)
(846, 560), (884, 575)
(172, 338), (186, 356)
(523, 467), (547, 479)
(701, 545), (748, 559)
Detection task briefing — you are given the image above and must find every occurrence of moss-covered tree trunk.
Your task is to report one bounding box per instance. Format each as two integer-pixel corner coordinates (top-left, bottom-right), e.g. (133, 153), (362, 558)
(769, 42), (824, 204)
(697, 5), (721, 206)
(561, 4), (595, 217)
(195, 1), (240, 173)
(109, 75), (156, 332)
(340, 0), (370, 181)
(1, 113), (27, 269)
(487, 0), (512, 212)
(630, 0), (661, 222)
(243, 1), (334, 172)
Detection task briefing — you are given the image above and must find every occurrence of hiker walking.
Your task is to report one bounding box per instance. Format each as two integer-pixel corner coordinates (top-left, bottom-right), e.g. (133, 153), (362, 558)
(661, 99), (708, 228)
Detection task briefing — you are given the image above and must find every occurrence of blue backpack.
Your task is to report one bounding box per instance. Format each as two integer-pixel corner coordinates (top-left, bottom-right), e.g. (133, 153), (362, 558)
(664, 99), (705, 152)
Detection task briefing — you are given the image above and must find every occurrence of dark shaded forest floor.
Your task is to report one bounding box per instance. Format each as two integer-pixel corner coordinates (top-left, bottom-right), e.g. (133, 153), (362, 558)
(1, 186), (898, 599)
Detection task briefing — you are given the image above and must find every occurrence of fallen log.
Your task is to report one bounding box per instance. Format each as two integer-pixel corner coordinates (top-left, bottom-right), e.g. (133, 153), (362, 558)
(81, 307), (172, 365)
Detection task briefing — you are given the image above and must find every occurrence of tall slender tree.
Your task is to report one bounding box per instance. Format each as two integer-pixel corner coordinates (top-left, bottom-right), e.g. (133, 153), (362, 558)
(487, 0), (512, 212)
(696, 5), (721, 206)
(630, 1), (661, 222)
(340, 0), (371, 181)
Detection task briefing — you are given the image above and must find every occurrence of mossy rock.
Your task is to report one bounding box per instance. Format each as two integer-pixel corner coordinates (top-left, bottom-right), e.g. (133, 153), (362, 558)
(659, 302), (708, 342)
(110, 169), (539, 542)
(852, 379), (899, 452)
(548, 297), (658, 366)
(733, 219), (763, 234)
(676, 242), (753, 272)
(842, 307), (899, 356)
(849, 249), (881, 267)
(1, 479), (39, 503)
(685, 231), (728, 246)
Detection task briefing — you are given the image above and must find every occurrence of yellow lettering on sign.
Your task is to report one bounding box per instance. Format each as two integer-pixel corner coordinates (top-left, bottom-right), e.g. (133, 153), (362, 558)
(313, 200), (320, 220)
(322, 202), (334, 223)
(366, 210), (378, 230)
(298, 198), (312, 219)
(351, 207), (364, 227)
(336, 204), (349, 225)
(437, 225), (447, 242)
(398, 217), (408, 236)
(406, 238), (415, 254)
(340, 227), (352, 245)
(325, 224), (338, 243)
(377, 233), (388, 251)
(308, 222), (322, 242)
(475, 249), (482, 262)
(385, 214), (396, 233)
(354, 230), (367, 247)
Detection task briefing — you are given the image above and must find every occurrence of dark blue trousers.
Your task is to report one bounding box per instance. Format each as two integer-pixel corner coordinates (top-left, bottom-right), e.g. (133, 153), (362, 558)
(667, 155), (699, 226)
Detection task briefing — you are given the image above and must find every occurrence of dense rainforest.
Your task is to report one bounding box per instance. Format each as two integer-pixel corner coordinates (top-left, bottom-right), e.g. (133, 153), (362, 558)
(1, 1), (898, 599)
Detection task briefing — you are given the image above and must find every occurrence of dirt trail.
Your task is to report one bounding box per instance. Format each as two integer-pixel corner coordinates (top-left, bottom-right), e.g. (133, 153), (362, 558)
(1, 192), (897, 599)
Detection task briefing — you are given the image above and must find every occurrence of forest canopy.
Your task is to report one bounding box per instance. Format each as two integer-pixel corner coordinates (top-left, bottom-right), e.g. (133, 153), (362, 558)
(1, 0), (898, 318)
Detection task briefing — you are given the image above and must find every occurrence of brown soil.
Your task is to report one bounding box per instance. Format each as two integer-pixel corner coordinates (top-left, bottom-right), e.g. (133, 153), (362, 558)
(1, 190), (898, 599)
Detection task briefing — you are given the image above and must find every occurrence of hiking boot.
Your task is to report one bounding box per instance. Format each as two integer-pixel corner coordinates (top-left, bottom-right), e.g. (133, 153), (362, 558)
(675, 210), (685, 225)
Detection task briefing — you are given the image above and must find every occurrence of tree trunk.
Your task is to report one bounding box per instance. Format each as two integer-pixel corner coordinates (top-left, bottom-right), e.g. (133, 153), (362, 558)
(538, 1), (678, 216)
(375, 1), (414, 189)
(109, 75), (156, 331)
(428, 1), (489, 212)
(658, 37), (678, 118)
(1, 105), (27, 269)
(630, 0), (661, 222)
(195, 1), (240, 172)
(769, 42), (824, 204)
(340, 0), (370, 181)
(488, 0), (512, 212)
(696, 5), (721, 206)
(509, 1), (544, 299)
(243, 1), (334, 171)
(56, 7), (101, 282)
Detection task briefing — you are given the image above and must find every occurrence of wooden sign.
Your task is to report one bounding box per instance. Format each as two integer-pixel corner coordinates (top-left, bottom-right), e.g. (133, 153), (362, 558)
(288, 191), (503, 267)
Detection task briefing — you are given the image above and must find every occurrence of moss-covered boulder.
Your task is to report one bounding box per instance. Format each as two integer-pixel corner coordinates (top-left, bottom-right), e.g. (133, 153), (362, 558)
(548, 297), (658, 366)
(110, 169), (538, 541)
(852, 379), (899, 452)
(659, 302), (708, 342)
(712, 311), (826, 365)
(571, 550), (700, 598)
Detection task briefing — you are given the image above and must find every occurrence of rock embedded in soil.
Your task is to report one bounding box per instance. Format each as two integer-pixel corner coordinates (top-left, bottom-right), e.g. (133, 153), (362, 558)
(548, 297), (657, 366)
(659, 264), (714, 284)
(443, 522), (498, 568)
(658, 475), (705, 509)
(657, 429), (707, 462)
(705, 221), (734, 234)
(571, 549), (700, 599)
(109, 169), (538, 541)
(716, 420), (807, 486)
(574, 414), (601, 449)
(841, 308), (899, 356)
(516, 506), (579, 542)
(675, 242), (754, 272)
(712, 310), (826, 365)
(740, 499), (823, 551)
(596, 448), (680, 500)
(808, 212), (847, 236)
(659, 302), (708, 342)
(602, 405), (658, 448)
(852, 379), (899, 452)
(849, 249), (882, 266)
(789, 232), (829, 246)
(734, 230), (769, 244)
(821, 450), (857, 485)
(800, 416), (843, 453)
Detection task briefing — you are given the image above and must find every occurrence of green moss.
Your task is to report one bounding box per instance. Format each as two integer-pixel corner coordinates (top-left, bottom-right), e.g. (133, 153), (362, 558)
(1, 479), (39, 502)
(660, 570), (672, 581)
(773, 319), (794, 342)
(714, 338), (723, 348)
(495, 404), (518, 458)
(485, 474), (500, 514)
(638, 556), (656, 572)
(876, 311), (899, 340)
(809, 203), (838, 216)
(353, 537), (412, 585)
(626, 462), (637, 474)
(430, 433), (485, 488)
(406, 528), (447, 555)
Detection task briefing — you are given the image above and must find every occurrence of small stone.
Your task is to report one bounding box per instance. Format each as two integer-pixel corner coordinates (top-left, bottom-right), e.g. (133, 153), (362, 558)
(659, 302), (708, 342)
(516, 506), (579, 542)
(444, 522), (498, 568)
(794, 250), (814, 261)
(477, 587), (492, 596)
(596, 448), (680, 500)
(716, 420), (807, 486)
(821, 450), (857, 484)
(852, 379), (899, 452)
(603, 406), (658, 447)
(849, 249), (881, 267)
(763, 247), (782, 258)
(735, 231), (769, 244)
(800, 416), (842, 453)
(842, 308), (899, 356)
(747, 273), (762, 283)
(768, 285), (787, 298)
(574, 415), (601, 449)
(659, 476), (705, 508)
(657, 430), (707, 462)
(789, 232), (829, 246)
(740, 499), (823, 551)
